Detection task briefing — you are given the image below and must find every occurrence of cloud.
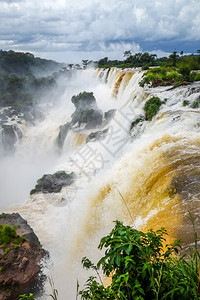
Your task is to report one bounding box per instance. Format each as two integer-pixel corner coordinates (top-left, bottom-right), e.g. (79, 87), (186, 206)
(0, 0), (199, 62)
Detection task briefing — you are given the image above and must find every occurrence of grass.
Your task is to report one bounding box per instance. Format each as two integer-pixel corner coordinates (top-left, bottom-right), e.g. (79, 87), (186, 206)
(139, 65), (200, 88)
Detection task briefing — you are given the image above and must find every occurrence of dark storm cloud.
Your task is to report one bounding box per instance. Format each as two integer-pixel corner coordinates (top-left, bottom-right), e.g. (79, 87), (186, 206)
(0, 0), (199, 62)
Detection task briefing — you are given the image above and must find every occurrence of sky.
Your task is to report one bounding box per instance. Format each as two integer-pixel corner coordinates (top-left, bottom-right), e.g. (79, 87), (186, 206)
(0, 0), (200, 63)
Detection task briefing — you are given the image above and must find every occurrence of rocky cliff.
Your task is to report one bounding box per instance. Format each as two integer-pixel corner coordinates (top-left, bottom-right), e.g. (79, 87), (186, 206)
(0, 213), (47, 300)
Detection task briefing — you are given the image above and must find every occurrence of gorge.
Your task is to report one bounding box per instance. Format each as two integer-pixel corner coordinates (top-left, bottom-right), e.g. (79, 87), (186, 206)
(0, 67), (200, 299)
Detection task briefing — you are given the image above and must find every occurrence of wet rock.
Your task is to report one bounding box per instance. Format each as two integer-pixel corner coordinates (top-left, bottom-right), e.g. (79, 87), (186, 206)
(0, 124), (22, 155)
(130, 115), (145, 138)
(30, 170), (75, 195)
(56, 93), (115, 149)
(71, 91), (98, 111)
(104, 109), (116, 122)
(86, 128), (108, 143)
(56, 122), (70, 149)
(71, 92), (103, 129)
(186, 86), (200, 96)
(71, 108), (103, 129)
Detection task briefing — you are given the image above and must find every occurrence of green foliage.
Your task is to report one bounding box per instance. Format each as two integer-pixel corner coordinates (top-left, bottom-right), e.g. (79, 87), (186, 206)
(0, 50), (62, 77)
(0, 224), (25, 247)
(3, 247), (11, 257)
(0, 213), (6, 219)
(169, 51), (178, 67)
(138, 55), (200, 88)
(0, 225), (17, 245)
(79, 221), (200, 300)
(0, 50), (68, 112)
(98, 52), (157, 68)
(18, 293), (36, 300)
(165, 70), (179, 80)
(130, 117), (144, 132)
(139, 67), (180, 87)
(98, 51), (200, 70)
(183, 100), (190, 106)
(144, 97), (162, 121)
(30, 188), (36, 195)
(179, 65), (191, 81)
(71, 92), (96, 108)
(193, 73), (200, 81)
(192, 98), (200, 108)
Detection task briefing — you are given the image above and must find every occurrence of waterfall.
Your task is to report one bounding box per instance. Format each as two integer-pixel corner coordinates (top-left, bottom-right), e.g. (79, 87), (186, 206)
(1, 68), (200, 299)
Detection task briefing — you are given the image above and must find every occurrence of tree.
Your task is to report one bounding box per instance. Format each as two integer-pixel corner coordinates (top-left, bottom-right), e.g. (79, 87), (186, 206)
(169, 51), (179, 67)
(98, 57), (108, 67)
(123, 50), (132, 59)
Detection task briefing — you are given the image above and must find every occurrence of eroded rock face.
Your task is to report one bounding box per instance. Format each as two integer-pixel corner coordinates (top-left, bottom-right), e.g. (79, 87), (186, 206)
(56, 122), (71, 149)
(0, 106), (44, 157)
(0, 124), (23, 155)
(0, 213), (47, 300)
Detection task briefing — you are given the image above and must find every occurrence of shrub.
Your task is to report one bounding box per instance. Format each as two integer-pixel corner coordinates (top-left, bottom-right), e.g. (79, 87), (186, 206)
(192, 98), (200, 108)
(0, 225), (25, 247)
(79, 221), (200, 300)
(0, 225), (17, 245)
(194, 73), (200, 81)
(179, 65), (191, 81)
(183, 100), (190, 106)
(165, 70), (179, 80)
(144, 96), (162, 121)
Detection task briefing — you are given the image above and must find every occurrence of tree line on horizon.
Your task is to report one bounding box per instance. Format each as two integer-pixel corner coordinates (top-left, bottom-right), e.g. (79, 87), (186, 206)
(96, 50), (200, 70)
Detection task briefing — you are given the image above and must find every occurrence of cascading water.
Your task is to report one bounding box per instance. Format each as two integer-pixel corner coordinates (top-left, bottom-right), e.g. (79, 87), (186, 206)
(1, 68), (200, 299)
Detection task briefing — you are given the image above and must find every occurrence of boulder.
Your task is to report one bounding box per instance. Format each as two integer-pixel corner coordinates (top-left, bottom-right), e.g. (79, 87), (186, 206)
(30, 170), (75, 195)
(71, 108), (103, 129)
(86, 128), (108, 143)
